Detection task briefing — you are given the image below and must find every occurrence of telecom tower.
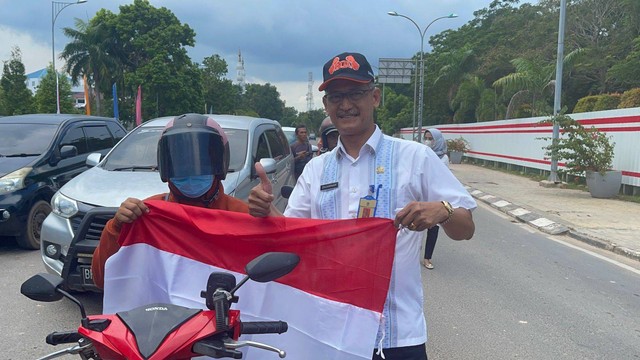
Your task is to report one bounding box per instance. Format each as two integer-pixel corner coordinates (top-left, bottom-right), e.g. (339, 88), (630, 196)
(236, 50), (246, 91)
(306, 72), (314, 112)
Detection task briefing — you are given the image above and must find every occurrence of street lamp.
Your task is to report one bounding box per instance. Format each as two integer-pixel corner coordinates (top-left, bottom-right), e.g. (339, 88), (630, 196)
(52, 0), (87, 114)
(388, 11), (457, 143)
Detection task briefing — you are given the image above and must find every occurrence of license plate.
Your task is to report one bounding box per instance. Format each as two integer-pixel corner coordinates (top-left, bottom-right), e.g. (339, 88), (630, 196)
(80, 265), (93, 284)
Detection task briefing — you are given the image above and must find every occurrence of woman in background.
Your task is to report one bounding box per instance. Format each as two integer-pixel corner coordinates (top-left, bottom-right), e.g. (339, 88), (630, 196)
(422, 128), (449, 269)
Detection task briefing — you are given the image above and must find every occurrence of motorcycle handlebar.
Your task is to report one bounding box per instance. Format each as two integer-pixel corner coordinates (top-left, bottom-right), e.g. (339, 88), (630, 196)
(240, 321), (288, 335)
(46, 331), (83, 345)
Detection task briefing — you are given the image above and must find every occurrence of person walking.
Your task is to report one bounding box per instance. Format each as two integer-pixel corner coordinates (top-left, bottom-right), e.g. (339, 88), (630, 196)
(247, 52), (476, 360)
(421, 128), (449, 270)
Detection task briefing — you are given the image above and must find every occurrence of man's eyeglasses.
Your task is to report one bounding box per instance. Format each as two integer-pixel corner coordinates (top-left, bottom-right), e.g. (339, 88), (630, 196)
(325, 88), (374, 104)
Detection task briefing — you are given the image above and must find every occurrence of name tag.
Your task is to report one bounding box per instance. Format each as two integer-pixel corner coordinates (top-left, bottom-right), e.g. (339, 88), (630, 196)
(320, 182), (339, 191)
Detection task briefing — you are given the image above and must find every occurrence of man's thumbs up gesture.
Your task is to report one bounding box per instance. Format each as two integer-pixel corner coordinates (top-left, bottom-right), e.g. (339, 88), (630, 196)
(248, 162), (282, 218)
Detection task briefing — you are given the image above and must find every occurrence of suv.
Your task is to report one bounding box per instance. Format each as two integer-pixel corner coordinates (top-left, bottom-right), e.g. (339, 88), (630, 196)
(0, 114), (126, 249)
(41, 114), (295, 292)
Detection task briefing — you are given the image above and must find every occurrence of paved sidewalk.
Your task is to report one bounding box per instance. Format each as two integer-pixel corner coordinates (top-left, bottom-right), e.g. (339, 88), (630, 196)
(449, 163), (640, 262)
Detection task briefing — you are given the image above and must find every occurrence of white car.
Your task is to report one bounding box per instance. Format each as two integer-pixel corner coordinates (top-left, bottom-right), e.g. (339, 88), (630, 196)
(40, 115), (295, 292)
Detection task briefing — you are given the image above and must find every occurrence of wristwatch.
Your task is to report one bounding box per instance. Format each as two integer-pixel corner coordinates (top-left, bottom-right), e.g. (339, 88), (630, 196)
(440, 200), (455, 225)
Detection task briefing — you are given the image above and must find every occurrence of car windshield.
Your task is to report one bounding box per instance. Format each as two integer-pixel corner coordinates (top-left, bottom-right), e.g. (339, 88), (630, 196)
(102, 126), (248, 173)
(0, 123), (58, 156)
(283, 129), (296, 144)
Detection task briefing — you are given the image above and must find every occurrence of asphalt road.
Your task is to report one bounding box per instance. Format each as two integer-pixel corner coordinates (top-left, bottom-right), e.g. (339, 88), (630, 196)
(1, 201), (639, 359)
(423, 203), (640, 359)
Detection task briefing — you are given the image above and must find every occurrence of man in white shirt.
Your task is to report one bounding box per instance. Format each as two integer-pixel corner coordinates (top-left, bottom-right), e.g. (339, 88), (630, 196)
(248, 51), (476, 360)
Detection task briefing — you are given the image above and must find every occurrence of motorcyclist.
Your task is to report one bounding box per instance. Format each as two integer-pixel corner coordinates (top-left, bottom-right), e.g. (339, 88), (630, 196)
(316, 116), (339, 155)
(91, 114), (249, 289)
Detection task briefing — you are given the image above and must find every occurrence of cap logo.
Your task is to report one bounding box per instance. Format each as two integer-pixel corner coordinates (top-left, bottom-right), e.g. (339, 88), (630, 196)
(328, 55), (360, 75)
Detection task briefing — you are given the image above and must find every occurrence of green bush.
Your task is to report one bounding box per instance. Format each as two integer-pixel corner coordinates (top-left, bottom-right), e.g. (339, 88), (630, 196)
(540, 115), (615, 175)
(573, 95), (599, 113)
(593, 94), (621, 111)
(618, 88), (640, 109)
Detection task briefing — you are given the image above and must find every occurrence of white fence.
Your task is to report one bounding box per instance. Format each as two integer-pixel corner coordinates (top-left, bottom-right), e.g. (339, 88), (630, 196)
(397, 107), (640, 191)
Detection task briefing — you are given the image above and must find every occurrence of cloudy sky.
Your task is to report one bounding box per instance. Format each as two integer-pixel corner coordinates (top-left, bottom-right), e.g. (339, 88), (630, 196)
(0, 0), (531, 112)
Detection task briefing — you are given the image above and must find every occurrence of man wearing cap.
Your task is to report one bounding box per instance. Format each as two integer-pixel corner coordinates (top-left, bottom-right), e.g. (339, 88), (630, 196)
(248, 52), (476, 360)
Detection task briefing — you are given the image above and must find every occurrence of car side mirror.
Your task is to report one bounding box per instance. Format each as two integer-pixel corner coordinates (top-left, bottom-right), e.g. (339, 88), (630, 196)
(253, 158), (277, 180)
(86, 152), (102, 167)
(60, 145), (78, 159)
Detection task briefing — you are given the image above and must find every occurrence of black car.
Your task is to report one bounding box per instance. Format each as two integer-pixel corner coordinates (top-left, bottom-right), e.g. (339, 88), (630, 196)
(0, 114), (126, 249)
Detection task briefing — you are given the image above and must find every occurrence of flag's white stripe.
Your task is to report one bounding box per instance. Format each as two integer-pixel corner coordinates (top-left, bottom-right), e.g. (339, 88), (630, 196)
(104, 243), (379, 360)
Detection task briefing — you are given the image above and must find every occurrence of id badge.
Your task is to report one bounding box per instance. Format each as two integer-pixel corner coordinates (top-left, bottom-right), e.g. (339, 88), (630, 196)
(357, 195), (377, 218)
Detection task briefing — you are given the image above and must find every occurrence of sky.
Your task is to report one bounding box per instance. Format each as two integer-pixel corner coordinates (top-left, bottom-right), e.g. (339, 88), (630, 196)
(0, 0), (531, 113)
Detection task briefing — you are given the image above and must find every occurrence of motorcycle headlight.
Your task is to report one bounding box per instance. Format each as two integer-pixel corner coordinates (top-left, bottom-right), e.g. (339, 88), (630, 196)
(0, 167), (31, 195)
(51, 192), (79, 218)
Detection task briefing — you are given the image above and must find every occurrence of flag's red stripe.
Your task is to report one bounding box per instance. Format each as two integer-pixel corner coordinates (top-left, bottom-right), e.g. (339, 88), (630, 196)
(119, 200), (396, 313)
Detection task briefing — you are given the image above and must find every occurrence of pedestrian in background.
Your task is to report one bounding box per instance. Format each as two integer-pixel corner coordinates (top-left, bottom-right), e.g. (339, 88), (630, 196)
(248, 51), (476, 360)
(290, 124), (312, 180)
(421, 128), (449, 270)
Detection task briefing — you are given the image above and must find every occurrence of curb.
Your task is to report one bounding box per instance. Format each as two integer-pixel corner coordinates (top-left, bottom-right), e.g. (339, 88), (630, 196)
(464, 186), (640, 262)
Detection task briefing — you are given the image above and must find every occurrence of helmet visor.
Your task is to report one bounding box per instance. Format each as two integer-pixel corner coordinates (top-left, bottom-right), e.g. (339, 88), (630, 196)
(158, 131), (225, 180)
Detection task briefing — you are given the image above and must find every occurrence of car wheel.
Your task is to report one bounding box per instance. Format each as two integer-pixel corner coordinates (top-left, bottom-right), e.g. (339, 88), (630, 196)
(17, 200), (52, 250)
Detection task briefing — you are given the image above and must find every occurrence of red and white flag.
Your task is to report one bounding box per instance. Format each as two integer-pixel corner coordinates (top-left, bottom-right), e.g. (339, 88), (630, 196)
(103, 200), (397, 360)
(135, 85), (142, 126)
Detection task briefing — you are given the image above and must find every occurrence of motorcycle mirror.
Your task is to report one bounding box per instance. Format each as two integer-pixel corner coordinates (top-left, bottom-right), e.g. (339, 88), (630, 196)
(245, 252), (300, 283)
(21, 273), (64, 302)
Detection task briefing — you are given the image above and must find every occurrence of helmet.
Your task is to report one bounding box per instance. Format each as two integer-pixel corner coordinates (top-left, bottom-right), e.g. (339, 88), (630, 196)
(320, 125), (339, 153)
(158, 114), (230, 187)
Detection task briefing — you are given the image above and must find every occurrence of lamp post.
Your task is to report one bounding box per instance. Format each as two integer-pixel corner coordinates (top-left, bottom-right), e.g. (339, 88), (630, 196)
(52, 0), (87, 114)
(549, 0), (567, 183)
(388, 11), (457, 143)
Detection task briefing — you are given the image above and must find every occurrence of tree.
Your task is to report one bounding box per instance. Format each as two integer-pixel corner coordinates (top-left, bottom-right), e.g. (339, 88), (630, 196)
(109, 0), (203, 119)
(201, 54), (240, 114)
(375, 88), (413, 136)
(61, 15), (120, 116)
(451, 76), (485, 123)
(0, 47), (33, 115)
(279, 106), (299, 127)
(33, 64), (75, 114)
(241, 83), (284, 120)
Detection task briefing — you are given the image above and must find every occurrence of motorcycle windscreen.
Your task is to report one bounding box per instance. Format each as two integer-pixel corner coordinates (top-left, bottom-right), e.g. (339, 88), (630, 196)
(158, 131), (225, 180)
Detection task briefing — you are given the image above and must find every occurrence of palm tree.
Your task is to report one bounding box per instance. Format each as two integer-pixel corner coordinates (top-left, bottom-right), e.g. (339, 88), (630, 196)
(434, 46), (475, 105)
(493, 49), (584, 118)
(61, 18), (120, 116)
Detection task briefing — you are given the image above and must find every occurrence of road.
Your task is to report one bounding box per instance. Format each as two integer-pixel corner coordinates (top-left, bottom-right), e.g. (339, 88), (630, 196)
(1, 201), (639, 359)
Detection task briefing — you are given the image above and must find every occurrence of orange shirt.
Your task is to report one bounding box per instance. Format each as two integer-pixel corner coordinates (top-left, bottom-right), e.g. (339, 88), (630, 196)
(91, 190), (249, 289)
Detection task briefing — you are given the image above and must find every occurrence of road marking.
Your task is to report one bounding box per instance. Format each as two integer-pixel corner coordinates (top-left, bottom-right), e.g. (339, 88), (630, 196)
(546, 235), (640, 275)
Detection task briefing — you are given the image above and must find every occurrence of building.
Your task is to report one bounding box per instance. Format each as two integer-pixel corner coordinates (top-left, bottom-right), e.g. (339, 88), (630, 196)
(25, 68), (86, 108)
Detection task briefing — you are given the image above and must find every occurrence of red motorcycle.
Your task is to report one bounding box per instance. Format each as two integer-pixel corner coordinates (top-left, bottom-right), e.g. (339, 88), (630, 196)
(21, 252), (300, 360)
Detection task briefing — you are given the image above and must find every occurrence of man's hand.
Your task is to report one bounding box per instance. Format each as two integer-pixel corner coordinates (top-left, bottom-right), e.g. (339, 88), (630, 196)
(248, 162), (279, 217)
(394, 201), (475, 240)
(113, 197), (149, 230)
(394, 201), (447, 231)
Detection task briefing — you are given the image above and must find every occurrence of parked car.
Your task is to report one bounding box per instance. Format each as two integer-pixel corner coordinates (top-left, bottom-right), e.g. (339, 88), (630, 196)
(282, 126), (297, 145)
(0, 114), (126, 249)
(40, 114), (295, 292)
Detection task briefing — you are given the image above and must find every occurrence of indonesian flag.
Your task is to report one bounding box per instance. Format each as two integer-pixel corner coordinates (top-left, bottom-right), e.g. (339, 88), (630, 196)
(103, 200), (397, 360)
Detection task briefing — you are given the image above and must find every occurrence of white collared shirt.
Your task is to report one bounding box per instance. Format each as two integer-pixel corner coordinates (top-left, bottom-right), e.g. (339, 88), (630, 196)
(285, 126), (476, 348)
